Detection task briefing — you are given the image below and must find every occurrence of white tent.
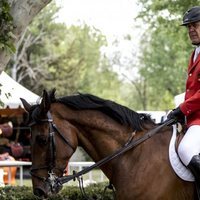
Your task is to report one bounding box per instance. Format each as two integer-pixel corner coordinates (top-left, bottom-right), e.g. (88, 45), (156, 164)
(0, 71), (39, 109)
(174, 92), (185, 107)
(137, 111), (166, 123)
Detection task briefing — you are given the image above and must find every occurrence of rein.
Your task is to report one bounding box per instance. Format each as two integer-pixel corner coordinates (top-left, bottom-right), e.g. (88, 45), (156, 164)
(57, 118), (175, 185)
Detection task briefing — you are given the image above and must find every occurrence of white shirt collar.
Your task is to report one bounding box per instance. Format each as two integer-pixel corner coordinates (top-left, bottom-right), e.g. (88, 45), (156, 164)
(193, 46), (200, 62)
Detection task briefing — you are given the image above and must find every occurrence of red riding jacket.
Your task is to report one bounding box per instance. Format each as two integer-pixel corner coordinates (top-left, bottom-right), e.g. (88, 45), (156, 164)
(180, 50), (200, 127)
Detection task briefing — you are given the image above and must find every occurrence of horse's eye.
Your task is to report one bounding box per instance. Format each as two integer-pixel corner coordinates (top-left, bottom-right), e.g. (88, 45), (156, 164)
(36, 135), (48, 145)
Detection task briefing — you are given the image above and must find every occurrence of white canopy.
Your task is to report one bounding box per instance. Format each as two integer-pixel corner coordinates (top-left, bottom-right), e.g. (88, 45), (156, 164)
(0, 71), (39, 108)
(174, 92), (185, 107)
(137, 111), (166, 123)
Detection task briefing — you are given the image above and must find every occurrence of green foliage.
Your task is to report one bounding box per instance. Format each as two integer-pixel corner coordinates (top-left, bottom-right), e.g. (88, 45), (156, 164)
(0, 183), (113, 200)
(43, 23), (109, 96)
(0, 186), (38, 200)
(136, 0), (199, 110)
(0, 0), (15, 53)
(6, 1), (129, 108)
(7, 1), (62, 91)
(4, 0), (200, 111)
(139, 24), (188, 109)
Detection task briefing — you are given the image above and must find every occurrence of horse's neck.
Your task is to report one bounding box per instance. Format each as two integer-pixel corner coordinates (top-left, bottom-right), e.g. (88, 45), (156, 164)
(75, 111), (131, 158)
(53, 104), (133, 177)
(77, 126), (132, 179)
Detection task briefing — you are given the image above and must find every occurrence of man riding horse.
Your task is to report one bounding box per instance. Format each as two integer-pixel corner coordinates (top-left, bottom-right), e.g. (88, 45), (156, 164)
(167, 6), (200, 199)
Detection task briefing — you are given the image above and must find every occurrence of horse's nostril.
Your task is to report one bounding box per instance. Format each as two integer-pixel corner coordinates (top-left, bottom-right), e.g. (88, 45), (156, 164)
(34, 188), (46, 198)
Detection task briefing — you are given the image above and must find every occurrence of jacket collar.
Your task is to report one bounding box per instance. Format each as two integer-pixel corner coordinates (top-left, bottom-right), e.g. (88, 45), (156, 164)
(188, 50), (200, 73)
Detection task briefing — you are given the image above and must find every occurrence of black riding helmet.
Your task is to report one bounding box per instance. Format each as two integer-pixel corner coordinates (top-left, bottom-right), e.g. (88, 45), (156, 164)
(181, 6), (200, 26)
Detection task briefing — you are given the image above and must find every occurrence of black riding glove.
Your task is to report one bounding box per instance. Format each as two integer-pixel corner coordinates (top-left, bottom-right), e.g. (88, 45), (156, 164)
(167, 107), (185, 124)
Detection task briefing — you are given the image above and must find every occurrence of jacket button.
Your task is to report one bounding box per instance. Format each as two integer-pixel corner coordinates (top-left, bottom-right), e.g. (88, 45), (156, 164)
(187, 89), (190, 92)
(189, 73), (192, 76)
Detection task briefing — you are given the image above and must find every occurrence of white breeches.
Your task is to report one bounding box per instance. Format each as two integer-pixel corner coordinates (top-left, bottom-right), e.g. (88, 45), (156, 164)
(178, 125), (200, 166)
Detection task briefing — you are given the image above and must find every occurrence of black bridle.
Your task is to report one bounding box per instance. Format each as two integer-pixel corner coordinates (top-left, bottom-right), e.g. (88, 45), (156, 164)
(29, 110), (175, 194)
(29, 112), (76, 192)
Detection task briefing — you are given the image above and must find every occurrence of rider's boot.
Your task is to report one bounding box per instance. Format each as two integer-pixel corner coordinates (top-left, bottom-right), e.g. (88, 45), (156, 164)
(188, 155), (200, 200)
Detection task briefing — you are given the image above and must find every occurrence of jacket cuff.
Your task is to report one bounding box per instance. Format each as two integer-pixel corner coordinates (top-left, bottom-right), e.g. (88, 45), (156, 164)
(179, 103), (191, 116)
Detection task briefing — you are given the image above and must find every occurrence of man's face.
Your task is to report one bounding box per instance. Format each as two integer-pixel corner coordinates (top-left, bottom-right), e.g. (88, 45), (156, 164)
(186, 21), (200, 45)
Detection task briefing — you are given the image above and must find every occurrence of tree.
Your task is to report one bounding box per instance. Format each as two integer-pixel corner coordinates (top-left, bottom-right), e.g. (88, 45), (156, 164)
(6, 1), (60, 91)
(2, 0), (151, 111)
(134, 0), (199, 110)
(0, 0), (52, 73)
(43, 23), (108, 96)
(6, 1), (127, 108)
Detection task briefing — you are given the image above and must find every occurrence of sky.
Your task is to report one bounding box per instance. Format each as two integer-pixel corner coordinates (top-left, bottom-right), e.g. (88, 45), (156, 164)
(55, 0), (145, 78)
(56, 0), (140, 39)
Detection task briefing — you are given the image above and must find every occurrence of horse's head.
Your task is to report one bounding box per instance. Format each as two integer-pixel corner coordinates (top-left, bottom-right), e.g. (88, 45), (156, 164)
(21, 90), (77, 198)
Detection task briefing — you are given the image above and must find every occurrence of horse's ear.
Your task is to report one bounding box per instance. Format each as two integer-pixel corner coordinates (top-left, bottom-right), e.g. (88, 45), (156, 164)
(20, 98), (31, 112)
(40, 90), (51, 113)
(49, 88), (56, 102)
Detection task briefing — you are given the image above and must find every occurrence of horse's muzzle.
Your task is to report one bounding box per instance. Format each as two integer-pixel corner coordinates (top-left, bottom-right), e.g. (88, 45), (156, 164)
(33, 186), (48, 198)
(46, 172), (63, 194)
(33, 177), (63, 198)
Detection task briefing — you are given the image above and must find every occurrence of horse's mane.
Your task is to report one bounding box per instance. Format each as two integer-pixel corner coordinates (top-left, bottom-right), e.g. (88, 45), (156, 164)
(51, 91), (155, 131)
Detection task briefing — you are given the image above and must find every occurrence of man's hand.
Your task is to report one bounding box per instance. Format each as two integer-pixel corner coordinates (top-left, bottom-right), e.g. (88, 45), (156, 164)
(167, 107), (185, 123)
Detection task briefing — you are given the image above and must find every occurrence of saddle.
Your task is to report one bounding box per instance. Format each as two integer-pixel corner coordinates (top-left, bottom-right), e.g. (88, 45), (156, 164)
(169, 124), (194, 182)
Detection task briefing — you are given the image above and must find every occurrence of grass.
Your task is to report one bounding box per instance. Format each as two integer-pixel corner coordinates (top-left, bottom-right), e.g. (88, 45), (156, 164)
(15, 179), (32, 187)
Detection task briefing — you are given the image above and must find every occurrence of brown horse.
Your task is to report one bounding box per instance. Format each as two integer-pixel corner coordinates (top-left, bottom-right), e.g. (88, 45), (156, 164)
(21, 89), (196, 199)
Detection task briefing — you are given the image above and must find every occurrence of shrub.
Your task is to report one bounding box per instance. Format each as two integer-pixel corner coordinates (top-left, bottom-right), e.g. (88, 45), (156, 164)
(0, 183), (114, 200)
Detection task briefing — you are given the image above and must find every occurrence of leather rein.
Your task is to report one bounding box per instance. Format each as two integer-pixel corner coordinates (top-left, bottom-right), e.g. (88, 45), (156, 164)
(29, 111), (175, 191)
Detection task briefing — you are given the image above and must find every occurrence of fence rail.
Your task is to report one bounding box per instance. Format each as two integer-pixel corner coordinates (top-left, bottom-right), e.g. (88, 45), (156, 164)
(0, 161), (108, 186)
(68, 161), (107, 184)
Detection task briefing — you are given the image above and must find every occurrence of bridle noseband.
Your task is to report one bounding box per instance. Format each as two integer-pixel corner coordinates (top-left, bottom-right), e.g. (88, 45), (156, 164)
(29, 111), (76, 192)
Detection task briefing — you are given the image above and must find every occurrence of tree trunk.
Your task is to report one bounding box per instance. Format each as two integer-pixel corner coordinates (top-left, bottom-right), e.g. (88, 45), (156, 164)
(0, 0), (52, 73)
